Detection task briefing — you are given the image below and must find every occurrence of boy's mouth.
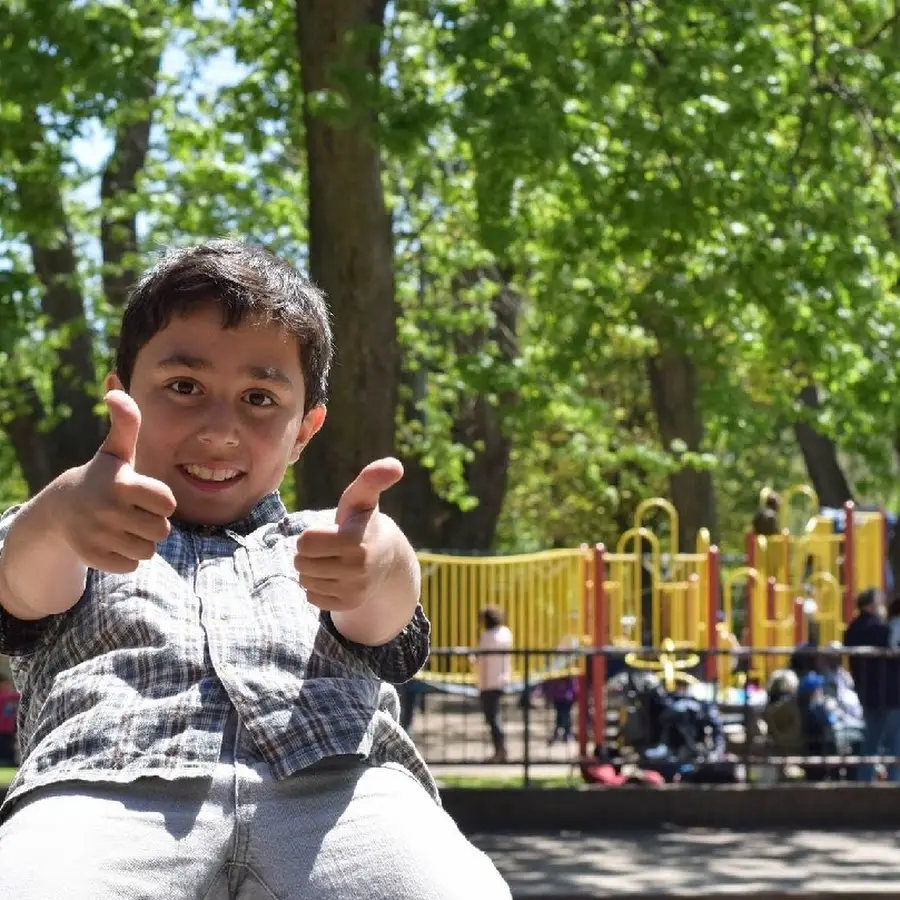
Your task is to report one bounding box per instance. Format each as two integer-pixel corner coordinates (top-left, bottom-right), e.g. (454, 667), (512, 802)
(179, 464), (246, 491)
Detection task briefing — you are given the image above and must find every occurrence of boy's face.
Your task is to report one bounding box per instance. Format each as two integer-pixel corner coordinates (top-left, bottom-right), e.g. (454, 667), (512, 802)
(107, 304), (325, 525)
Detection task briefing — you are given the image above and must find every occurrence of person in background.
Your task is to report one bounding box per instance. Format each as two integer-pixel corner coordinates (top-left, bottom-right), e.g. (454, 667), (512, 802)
(475, 606), (513, 763)
(752, 490), (781, 537)
(887, 595), (900, 650)
(820, 641), (863, 722)
(0, 677), (18, 766)
(843, 588), (900, 782)
(545, 673), (578, 745)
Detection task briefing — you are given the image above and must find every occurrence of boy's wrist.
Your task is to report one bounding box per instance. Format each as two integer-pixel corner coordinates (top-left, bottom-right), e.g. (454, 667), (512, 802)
(46, 466), (89, 556)
(0, 470), (90, 620)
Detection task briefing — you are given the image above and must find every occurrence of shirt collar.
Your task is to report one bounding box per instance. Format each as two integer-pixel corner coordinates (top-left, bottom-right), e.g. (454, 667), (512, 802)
(171, 492), (287, 537)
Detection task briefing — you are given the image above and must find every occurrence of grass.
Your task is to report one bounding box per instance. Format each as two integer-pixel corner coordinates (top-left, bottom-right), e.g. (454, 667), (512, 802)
(435, 773), (581, 790)
(0, 767), (582, 791)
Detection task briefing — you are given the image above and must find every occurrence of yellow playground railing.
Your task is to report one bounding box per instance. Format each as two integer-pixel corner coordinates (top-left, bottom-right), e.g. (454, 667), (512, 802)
(415, 485), (890, 695)
(416, 497), (725, 688)
(417, 547), (589, 688)
(750, 485), (888, 632)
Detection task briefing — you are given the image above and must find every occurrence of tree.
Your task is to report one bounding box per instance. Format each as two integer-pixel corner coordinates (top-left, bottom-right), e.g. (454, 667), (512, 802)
(291, 0), (400, 511)
(4, 0), (900, 566)
(417, 0), (900, 551)
(0, 1), (171, 492)
(291, 1), (523, 546)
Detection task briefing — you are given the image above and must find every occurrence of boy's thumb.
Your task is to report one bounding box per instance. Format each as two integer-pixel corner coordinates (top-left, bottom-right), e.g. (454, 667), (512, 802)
(335, 458), (403, 527)
(99, 390), (141, 466)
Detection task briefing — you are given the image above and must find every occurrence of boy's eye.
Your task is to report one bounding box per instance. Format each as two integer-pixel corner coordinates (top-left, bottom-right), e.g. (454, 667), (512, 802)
(167, 379), (200, 396)
(245, 390), (276, 408)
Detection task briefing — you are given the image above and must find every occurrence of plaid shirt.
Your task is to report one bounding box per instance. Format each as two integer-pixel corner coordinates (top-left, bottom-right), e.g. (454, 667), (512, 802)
(0, 494), (436, 814)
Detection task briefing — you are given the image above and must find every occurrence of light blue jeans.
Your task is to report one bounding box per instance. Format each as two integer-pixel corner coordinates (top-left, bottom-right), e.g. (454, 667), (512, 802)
(0, 717), (510, 899)
(859, 707), (900, 783)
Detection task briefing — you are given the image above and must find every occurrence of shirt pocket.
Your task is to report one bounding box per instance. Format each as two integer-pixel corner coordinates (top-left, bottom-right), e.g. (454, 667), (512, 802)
(80, 564), (193, 650)
(246, 543), (374, 680)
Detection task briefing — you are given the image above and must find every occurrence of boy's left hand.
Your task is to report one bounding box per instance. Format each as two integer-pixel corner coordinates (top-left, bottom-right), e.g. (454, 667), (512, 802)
(295, 458), (404, 613)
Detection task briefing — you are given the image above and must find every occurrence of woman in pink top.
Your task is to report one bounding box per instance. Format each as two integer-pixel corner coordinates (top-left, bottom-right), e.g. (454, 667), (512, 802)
(476, 606), (513, 763)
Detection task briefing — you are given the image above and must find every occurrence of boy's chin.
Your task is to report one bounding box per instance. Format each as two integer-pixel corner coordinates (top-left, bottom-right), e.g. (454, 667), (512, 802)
(172, 494), (254, 527)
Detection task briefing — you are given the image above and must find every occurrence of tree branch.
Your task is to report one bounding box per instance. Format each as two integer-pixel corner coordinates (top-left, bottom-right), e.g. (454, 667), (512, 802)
(100, 54), (161, 320)
(14, 112), (101, 475)
(788, 1), (822, 185)
(0, 379), (54, 495)
(857, 11), (900, 50)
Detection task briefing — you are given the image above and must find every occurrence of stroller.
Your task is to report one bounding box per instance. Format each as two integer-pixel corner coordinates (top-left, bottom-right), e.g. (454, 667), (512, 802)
(617, 670), (737, 784)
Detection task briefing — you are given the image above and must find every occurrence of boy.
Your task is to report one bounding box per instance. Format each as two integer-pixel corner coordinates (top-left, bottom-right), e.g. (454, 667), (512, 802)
(0, 241), (510, 899)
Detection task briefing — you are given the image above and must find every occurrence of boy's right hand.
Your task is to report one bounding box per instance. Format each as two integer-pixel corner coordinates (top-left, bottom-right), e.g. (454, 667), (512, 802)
(59, 390), (176, 574)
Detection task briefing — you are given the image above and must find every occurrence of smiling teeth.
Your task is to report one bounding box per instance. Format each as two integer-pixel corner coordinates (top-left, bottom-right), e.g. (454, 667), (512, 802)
(184, 465), (240, 482)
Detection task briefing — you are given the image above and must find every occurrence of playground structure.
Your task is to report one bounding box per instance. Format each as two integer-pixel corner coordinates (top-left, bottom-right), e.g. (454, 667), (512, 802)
(417, 485), (892, 695)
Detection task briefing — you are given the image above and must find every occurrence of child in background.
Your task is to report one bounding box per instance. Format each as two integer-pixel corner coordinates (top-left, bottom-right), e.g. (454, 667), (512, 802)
(475, 606), (513, 763)
(544, 673), (578, 745)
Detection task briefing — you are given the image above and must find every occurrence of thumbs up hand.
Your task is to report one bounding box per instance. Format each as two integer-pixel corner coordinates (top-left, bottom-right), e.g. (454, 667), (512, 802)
(60, 390), (177, 574)
(295, 458), (405, 615)
(98, 389), (143, 466)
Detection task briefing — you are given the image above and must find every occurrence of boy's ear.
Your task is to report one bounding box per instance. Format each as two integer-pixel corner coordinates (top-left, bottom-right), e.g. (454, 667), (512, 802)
(104, 371), (124, 392)
(289, 405), (326, 464)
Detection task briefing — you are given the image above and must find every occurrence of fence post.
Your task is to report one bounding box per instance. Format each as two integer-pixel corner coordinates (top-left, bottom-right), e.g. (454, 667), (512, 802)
(793, 593), (806, 647)
(844, 501), (855, 626)
(767, 577), (777, 654)
(522, 649), (531, 788)
(782, 527), (791, 589)
(577, 545), (590, 759)
(706, 545), (720, 681)
(746, 530), (757, 572)
(592, 544), (607, 752)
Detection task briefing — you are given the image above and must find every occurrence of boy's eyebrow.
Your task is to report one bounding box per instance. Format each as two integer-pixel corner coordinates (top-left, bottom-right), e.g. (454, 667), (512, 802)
(156, 353), (212, 372)
(155, 353), (294, 387)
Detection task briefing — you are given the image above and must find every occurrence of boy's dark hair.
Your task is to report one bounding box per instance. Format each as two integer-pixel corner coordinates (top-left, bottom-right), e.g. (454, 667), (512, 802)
(115, 240), (333, 411)
(481, 606), (505, 629)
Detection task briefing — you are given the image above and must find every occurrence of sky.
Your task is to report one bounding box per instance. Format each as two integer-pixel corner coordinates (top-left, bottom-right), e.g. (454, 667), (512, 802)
(71, 40), (245, 208)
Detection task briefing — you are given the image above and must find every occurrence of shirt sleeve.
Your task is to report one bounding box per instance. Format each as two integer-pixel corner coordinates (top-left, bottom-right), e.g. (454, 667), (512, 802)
(320, 603), (431, 684)
(0, 504), (55, 656)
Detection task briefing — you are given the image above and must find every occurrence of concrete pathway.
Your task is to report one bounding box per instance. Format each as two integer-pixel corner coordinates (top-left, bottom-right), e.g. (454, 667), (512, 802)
(469, 829), (900, 897)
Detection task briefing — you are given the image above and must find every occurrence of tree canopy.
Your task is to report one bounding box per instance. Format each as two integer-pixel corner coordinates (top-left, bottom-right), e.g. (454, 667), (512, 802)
(1, 0), (899, 557)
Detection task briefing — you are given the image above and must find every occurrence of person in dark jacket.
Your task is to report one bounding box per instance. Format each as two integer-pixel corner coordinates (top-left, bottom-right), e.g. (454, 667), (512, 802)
(752, 490), (781, 537)
(843, 588), (900, 782)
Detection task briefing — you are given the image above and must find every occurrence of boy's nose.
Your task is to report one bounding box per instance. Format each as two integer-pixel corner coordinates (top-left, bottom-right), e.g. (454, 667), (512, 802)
(198, 431), (239, 448)
(197, 401), (240, 448)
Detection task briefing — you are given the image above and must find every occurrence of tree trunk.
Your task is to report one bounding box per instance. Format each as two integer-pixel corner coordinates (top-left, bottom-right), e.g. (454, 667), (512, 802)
(395, 273), (520, 550)
(5, 50), (160, 494)
(646, 349), (719, 552)
(793, 383), (854, 509)
(398, 403), (511, 551)
(293, 0), (399, 511)
(14, 119), (103, 481)
(101, 55), (161, 319)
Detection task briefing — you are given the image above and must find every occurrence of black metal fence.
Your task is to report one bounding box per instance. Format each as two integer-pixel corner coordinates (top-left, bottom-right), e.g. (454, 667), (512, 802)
(405, 644), (900, 786)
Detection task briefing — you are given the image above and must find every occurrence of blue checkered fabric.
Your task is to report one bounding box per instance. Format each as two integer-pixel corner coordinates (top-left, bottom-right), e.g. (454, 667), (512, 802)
(0, 493), (435, 815)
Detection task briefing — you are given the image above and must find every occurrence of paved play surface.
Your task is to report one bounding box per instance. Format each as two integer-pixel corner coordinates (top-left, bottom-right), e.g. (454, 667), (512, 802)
(470, 828), (900, 897)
